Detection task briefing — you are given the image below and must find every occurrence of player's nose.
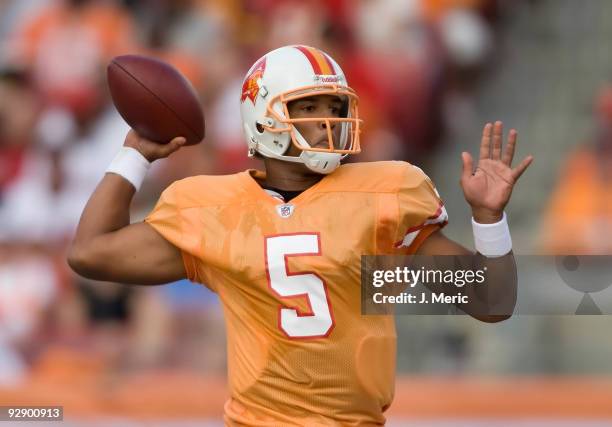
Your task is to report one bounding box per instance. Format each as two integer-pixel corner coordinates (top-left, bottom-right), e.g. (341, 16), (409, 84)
(320, 120), (336, 130)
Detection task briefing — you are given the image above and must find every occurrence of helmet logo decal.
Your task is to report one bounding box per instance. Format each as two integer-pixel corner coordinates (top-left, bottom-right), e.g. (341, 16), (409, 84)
(294, 45), (335, 77)
(241, 57), (267, 105)
(314, 75), (341, 84)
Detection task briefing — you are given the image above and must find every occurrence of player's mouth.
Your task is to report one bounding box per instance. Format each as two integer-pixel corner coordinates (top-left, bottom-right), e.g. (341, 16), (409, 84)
(312, 138), (331, 149)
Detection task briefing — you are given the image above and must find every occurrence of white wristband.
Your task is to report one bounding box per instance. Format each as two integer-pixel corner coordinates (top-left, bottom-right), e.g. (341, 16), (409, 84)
(106, 146), (151, 191)
(472, 211), (512, 257)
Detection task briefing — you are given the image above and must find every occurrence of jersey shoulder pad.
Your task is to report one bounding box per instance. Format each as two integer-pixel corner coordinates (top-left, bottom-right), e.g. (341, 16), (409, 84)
(325, 161), (421, 193)
(164, 173), (244, 209)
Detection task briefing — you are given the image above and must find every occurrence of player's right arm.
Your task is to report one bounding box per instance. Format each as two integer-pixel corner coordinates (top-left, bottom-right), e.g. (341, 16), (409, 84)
(67, 130), (187, 285)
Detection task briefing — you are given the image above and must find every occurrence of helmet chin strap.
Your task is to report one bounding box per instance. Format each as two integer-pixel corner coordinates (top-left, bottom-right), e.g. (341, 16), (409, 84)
(254, 127), (343, 174)
(299, 150), (342, 174)
(292, 127), (341, 174)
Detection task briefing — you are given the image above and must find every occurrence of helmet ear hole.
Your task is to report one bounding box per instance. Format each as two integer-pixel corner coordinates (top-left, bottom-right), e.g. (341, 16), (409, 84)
(340, 99), (349, 118)
(256, 123), (265, 134)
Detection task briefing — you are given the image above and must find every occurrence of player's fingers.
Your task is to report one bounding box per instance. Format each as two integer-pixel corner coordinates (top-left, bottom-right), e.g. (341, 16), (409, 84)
(511, 155), (534, 181)
(479, 123), (492, 159)
(501, 129), (517, 166)
(492, 121), (503, 160)
(461, 151), (474, 182)
(159, 137), (186, 157)
(170, 136), (187, 152)
(124, 129), (142, 147)
(170, 136), (187, 146)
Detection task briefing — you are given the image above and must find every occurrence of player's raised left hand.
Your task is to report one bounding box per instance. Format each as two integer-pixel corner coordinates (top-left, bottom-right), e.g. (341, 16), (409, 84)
(460, 121), (533, 224)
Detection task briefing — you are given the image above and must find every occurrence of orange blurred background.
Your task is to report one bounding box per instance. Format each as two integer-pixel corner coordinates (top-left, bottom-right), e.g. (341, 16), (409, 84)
(1, 0), (611, 425)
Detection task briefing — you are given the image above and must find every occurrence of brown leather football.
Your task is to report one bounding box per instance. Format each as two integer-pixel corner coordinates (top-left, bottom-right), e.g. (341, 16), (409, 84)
(107, 55), (205, 145)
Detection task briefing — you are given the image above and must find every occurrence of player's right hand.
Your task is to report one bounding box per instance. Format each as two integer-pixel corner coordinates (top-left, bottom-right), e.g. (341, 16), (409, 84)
(123, 129), (186, 162)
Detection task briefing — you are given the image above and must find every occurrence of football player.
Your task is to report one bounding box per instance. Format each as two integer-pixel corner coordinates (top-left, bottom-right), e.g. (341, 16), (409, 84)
(68, 45), (533, 426)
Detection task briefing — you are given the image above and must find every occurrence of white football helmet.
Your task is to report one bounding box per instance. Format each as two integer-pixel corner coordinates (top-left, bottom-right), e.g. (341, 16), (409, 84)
(239, 45), (362, 174)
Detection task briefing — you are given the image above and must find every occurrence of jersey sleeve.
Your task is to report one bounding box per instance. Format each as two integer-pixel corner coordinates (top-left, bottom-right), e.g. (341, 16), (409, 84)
(393, 164), (448, 253)
(144, 181), (208, 287)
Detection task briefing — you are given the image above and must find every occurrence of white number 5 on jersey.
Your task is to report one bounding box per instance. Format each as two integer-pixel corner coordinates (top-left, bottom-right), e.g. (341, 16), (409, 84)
(265, 233), (334, 338)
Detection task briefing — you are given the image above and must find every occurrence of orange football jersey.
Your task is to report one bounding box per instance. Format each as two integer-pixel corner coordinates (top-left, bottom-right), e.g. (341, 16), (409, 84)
(145, 161), (447, 426)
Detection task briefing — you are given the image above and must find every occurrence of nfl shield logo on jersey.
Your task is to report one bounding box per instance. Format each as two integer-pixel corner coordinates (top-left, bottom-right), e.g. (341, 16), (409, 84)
(276, 204), (295, 218)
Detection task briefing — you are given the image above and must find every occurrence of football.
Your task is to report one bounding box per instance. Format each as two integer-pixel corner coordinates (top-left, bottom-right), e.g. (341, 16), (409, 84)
(107, 54), (205, 145)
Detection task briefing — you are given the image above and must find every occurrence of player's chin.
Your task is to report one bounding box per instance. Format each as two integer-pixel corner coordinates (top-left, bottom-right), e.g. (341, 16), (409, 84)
(297, 160), (322, 175)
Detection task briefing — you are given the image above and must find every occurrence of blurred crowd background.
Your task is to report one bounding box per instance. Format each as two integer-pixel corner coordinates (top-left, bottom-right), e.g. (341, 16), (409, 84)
(0, 0), (611, 423)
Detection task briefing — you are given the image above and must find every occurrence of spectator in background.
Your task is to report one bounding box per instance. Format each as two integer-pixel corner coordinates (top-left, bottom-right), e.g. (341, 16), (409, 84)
(0, 1), (142, 384)
(0, 244), (60, 386)
(0, 62), (135, 384)
(0, 1), (47, 51)
(127, 0), (222, 182)
(539, 84), (612, 254)
(347, 0), (446, 163)
(8, 0), (137, 122)
(0, 70), (61, 387)
(0, 69), (39, 197)
(433, 0), (494, 136)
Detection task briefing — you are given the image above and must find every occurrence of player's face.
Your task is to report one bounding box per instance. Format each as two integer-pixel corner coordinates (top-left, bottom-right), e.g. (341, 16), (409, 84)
(286, 95), (344, 157)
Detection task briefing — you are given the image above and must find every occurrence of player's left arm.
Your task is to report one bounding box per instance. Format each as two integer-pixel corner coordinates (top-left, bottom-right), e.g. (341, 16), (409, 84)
(416, 121), (533, 323)
(416, 228), (518, 323)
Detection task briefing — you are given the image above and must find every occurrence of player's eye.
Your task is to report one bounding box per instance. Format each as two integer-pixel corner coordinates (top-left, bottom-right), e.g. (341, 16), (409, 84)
(301, 105), (316, 113)
(330, 107), (340, 116)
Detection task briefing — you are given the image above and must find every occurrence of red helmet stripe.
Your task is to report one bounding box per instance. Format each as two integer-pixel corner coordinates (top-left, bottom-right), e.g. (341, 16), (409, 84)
(295, 45), (322, 74)
(294, 45), (335, 75)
